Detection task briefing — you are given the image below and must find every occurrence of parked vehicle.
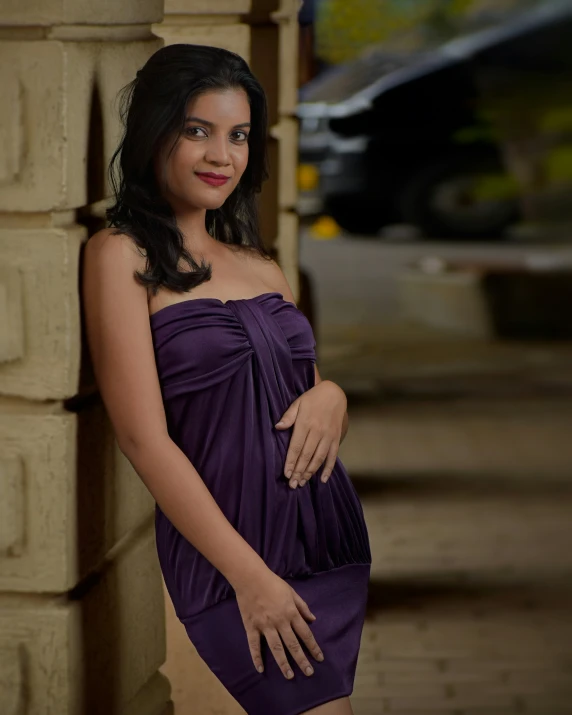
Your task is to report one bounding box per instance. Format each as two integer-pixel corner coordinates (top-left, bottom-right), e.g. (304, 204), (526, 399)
(298, 1), (572, 239)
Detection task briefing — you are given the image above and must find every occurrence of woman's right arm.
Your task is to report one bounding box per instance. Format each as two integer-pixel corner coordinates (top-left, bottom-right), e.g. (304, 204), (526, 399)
(82, 229), (324, 678)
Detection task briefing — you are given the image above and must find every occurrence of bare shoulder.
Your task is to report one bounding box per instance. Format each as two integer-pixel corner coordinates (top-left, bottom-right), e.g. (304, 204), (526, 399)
(241, 247), (297, 303)
(85, 227), (146, 273)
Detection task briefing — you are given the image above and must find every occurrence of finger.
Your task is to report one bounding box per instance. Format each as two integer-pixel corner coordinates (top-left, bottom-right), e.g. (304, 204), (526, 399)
(284, 423), (307, 483)
(292, 613), (325, 663)
(300, 437), (331, 485)
(292, 590), (316, 622)
(280, 625), (315, 676)
(290, 431), (321, 487)
(275, 400), (300, 430)
(264, 629), (294, 680)
(320, 441), (339, 483)
(247, 629), (264, 673)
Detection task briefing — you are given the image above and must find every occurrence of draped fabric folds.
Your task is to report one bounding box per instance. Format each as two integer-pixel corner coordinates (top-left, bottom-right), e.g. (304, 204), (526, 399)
(151, 292), (371, 620)
(150, 292), (371, 714)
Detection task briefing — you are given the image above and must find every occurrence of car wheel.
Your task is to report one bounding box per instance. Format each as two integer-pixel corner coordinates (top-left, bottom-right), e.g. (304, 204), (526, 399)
(399, 152), (521, 240)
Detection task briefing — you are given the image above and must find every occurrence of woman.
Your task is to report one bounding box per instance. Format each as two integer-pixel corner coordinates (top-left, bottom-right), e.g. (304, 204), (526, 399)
(83, 44), (371, 715)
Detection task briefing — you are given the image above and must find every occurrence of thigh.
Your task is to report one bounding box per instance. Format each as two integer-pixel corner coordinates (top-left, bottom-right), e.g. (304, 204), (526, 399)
(300, 696), (354, 715)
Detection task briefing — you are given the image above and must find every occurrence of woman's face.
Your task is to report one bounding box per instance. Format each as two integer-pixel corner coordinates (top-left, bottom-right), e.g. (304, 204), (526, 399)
(156, 88), (251, 212)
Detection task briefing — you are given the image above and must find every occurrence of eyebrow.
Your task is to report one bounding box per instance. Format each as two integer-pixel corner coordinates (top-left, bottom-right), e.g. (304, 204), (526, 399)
(185, 116), (251, 129)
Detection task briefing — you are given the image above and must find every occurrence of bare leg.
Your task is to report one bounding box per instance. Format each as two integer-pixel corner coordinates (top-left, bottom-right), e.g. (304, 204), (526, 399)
(300, 696), (354, 715)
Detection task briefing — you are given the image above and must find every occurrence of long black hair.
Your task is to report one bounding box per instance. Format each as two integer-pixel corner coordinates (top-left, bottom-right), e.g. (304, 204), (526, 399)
(106, 44), (271, 295)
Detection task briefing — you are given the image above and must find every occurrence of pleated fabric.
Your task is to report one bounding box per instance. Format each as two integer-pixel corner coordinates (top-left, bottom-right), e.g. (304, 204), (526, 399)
(150, 292), (371, 714)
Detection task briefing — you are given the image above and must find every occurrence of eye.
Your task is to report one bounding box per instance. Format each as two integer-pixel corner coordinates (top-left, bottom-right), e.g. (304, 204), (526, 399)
(231, 130), (249, 143)
(185, 126), (207, 138)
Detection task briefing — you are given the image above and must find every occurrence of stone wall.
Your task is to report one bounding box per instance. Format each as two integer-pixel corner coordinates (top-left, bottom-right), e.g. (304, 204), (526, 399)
(0, 1), (299, 713)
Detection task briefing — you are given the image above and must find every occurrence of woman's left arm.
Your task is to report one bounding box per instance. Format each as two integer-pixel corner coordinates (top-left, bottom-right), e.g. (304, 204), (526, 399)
(315, 365), (349, 444)
(262, 259), (349, 489)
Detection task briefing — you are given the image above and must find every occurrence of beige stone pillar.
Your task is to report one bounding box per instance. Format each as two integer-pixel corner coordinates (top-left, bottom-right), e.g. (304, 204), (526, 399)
(0, 3), (172, 715)
(153, 2), (300, 712)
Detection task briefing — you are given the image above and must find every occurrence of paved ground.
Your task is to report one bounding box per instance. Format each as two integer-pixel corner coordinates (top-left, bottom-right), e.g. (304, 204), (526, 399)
(307, 231), (572, 715)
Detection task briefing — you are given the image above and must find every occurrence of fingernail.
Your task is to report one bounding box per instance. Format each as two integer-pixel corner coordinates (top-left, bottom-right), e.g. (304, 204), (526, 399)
(321, 474), (328, 483)
(285, 469), (292, 478)
(316, 652), (324, 662)
(275, 421), (284, 427)
(287, 669), (294, 679)
(310, 612), (317, 619)
(257, 665), (264, 673)
(290, 480), (298, 489)
(305, 666), (314, 676)
(299, 479), (306, 487)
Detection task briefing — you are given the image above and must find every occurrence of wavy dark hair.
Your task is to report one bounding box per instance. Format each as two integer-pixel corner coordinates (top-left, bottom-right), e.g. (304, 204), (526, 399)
(106, 43), (271, 295)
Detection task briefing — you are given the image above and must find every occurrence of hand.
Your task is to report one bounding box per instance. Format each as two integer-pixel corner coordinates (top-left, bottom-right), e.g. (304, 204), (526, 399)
(275, 380), (347, 488)
(234, 569), (325, 679)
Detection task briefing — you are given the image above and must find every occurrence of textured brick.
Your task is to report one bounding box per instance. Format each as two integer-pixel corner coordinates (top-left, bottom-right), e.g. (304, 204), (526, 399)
(0, 410), (76, 592)
(155, 21), (250, 61)
(0, 226), (82, 399)
(0, 0), (162, 26)
(0, 39), (161, 212)
(164, 0), (251, 12)
(0, 522), (166, 715)
(271, 117), (298, 210)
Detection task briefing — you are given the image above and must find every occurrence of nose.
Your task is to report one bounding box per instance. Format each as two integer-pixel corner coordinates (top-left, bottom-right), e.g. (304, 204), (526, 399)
(204, 134), (231, 167)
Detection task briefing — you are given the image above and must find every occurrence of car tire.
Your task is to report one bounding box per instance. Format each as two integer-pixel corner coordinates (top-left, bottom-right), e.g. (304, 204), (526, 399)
(399, 151), (521, 240)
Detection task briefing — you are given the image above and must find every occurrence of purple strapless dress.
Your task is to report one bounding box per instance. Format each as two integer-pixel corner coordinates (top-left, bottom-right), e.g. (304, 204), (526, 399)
(150, 291), (371, 714)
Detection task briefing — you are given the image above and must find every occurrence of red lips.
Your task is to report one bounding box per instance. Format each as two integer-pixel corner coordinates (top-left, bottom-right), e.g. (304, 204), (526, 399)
(196, 172), (231, 187)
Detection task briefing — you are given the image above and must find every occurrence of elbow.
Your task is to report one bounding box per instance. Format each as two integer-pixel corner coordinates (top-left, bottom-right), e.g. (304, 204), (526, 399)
(116, 430), (170, 462)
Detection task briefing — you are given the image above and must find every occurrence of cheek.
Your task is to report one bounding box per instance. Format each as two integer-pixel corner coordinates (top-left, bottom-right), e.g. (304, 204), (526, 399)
(169, 143), (198, 178)
(233, 147), (249, 178)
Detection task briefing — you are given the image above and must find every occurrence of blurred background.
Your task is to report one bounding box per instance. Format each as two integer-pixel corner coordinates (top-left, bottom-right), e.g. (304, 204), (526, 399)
(296, 2), (572, 715)
(1, 1), (572, 714)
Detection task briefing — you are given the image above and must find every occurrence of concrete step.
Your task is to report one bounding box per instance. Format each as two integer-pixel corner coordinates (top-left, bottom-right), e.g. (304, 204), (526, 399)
(339, 397), (572, 478)
(361, 479), (572, 583)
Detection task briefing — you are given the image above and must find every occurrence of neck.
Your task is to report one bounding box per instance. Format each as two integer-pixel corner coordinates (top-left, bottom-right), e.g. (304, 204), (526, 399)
(172, 203), (218, 253)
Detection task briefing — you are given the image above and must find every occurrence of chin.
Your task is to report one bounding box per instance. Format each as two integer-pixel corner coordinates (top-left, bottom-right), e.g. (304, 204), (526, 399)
(199, 197), (228, 211)
(181, 185), (232, 209)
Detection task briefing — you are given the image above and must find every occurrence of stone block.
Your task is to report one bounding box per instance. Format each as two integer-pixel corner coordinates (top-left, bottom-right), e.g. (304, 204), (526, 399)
(250, 24), (279, 125)
(276, 13), (298, 117)
(0, 226), (83, 400)
(0, 409), (76, 592)
(80, 522), (166, 713)
(0, 264), (24, 364)
(0, 38), (161, 212)
(0, 522), (167, 715)
(164, 0), (251, 12)
(271, 116), (298, 209)
(0, 598), (82, 715)
(0, 0), (163, 26)
(250, 8), (299, 121)
(154, 21), (250, 62)
(0, 399), (154, 593)
(276, 210), (299, 300)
